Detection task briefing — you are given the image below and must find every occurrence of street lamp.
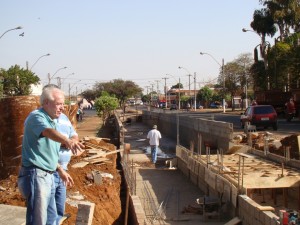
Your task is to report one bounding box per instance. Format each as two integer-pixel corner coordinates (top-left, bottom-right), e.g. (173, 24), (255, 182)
(48, 66), (67, 84)
(178, 66), (197, 111)
(0, 26), (22, 39)
(162, 77), (169, 108)
(58, 72), (75, 89)
(242, 28), (270, 90)
(200, 52), (226, 113)
(68, 80), (81, 103)
(30, 53), (50, 70)
(167, 74), (181, 110)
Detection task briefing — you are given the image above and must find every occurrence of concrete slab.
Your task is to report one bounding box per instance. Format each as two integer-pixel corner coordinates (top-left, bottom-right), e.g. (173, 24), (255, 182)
(0, 204), (26, 225)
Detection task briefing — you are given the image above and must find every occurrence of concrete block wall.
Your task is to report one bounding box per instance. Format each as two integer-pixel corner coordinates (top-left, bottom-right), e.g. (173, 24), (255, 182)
(143, 111), (234, 152)
(129, 195), (147, 225)
(176, 143), (282, 225)
(249, 148), (300, 170)
(238, 195), (280, 225)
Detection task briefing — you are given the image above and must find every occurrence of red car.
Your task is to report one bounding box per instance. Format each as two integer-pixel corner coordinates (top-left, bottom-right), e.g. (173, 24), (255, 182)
(240, 105), (278, 130)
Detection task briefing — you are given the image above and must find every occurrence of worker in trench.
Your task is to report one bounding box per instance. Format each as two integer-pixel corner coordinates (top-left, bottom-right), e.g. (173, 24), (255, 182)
(147, 124), (162, 164)
(17, 85), (84, 225)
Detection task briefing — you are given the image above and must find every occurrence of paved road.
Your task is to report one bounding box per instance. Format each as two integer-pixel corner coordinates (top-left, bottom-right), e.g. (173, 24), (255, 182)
(134, 105), (300, 136)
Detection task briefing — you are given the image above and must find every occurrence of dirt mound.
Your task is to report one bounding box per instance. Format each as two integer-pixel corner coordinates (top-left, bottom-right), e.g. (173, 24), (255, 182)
(0, 111), (124, 225)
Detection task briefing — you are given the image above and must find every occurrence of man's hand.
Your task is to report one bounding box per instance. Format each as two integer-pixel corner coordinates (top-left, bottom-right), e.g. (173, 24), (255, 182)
(57, 167), (74, 187)
(64, 139), (85, 155)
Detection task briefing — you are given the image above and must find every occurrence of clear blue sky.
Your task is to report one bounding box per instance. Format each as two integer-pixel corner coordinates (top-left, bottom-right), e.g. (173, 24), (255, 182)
(0, 1), (270, 94)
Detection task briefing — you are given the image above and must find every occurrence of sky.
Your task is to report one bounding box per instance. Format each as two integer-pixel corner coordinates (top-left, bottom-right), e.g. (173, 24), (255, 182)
(0, 1), (271, 95)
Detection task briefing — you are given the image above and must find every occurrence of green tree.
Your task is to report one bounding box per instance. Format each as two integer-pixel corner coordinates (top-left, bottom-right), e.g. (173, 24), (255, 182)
(171, 83), (183, 89)
(81, 89), (97, 101)
(95, 79), (142, 108)
(94, 92), (118, 124)
(0, 65), (40, 96)
(197, 86), (213, 108)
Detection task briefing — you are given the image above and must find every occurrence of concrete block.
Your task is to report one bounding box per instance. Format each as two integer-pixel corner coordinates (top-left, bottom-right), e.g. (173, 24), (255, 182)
(76, 202), (95, 225)
(263, 211), (277, 225)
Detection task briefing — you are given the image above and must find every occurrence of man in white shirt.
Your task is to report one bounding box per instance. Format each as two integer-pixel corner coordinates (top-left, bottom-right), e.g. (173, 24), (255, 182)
(147, 125), (162, 164)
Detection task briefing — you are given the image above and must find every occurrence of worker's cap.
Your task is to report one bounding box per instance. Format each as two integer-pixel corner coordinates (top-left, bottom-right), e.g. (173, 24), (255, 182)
(153, 125), (157, 129)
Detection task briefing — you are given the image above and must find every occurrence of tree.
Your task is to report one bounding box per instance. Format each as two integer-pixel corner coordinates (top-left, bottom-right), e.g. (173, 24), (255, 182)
(171, 83), (183, 89)
(0, 65), (40, 96)
(94, 92), (118, 124)
(197, 86), (213, 108)
(94, 79), (142, 108)
(81, 89), (97, 101)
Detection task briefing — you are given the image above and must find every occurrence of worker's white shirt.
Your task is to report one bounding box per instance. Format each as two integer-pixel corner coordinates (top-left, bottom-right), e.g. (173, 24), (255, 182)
(147, 129), (162, 146)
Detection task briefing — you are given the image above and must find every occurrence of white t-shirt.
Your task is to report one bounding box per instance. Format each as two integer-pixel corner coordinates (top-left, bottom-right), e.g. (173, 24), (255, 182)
(147, 129), (162, 146)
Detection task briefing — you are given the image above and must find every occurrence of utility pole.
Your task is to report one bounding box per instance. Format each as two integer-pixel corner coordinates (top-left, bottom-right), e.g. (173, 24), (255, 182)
(48, 73), (51, 84)
(194, 72), (197, 111)
(162, 77), (169, 108)
(187, 73), (192, 102)
(178, 78), (181, 110)
(222, 58), (226, 113)
(145, 85), (150, 95)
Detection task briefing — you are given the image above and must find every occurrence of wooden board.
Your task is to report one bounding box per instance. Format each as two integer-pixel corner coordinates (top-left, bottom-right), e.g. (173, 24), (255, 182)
(72, 161), (89, 168)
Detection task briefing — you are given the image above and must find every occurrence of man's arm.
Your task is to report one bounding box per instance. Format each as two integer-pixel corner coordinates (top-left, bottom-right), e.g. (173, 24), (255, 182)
(42, 128), (84, 154)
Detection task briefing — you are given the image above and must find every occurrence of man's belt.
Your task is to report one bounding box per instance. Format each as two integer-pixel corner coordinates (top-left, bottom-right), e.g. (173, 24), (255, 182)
(22, 165), (56, 174)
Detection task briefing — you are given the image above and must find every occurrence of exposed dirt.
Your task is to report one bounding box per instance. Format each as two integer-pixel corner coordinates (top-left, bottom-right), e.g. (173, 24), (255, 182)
(0, 110), (124, 225)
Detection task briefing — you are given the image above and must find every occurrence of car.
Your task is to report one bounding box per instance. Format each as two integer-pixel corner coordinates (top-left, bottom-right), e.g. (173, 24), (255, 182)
(240, 105), (278, 130)
(195, 103), (204, 109)
(170, 104), (178, 110)
(209, 102), (222, 109)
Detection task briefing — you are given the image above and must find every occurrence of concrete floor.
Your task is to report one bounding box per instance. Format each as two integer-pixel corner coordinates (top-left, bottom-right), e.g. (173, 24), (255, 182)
(123, 121), (227, 224)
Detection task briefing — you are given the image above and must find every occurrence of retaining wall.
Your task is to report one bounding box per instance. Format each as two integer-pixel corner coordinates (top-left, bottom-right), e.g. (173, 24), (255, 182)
(142, 110), (233, 152)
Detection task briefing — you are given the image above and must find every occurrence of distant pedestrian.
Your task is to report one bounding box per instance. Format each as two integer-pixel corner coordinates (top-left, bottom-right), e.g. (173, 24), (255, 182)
(251, 99), (257, 106)
(285, 98), (296, 122)
(147, 125), (162, 164)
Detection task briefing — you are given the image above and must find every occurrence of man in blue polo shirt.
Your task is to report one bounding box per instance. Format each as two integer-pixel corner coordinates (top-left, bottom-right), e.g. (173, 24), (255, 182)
(18, 85), (84, 225)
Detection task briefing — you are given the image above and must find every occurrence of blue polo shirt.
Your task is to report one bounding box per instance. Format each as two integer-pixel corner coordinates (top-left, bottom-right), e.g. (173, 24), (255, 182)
(21, 108), (60, 171)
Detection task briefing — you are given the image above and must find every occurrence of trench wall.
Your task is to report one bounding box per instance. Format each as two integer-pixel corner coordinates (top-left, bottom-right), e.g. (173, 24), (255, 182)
(176, 145), (280, 225)
(142, 110), (233, 152)
(114, 110), (284, 224)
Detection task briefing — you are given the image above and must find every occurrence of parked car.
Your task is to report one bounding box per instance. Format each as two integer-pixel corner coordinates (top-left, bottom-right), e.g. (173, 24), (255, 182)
(209, 102), (222, 109)
(240, 105), (278, 130)
(196, 103), (204, 109)
(170, 104), (178, 110)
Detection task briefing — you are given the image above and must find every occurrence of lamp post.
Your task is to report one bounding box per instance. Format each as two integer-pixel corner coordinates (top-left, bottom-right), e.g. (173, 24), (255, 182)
(242, 28), (270, 90)
(48, 66), (67, 84)
(178, 66), (197, 111)
(167, 74), (181, 110)
(58, 72), (75, 89)
(200, 52), (226, 113)
(29, 53), (50, 70)
(68, 80), (81, 104)
(0, 26), (22, 39)
(162, 77), (169, 108)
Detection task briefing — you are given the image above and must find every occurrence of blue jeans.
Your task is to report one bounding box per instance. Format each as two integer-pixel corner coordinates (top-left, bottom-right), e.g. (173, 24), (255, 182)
(150, 145), (158, 163)
(54, 172), (66, 225)
(18, 166), (57, 225)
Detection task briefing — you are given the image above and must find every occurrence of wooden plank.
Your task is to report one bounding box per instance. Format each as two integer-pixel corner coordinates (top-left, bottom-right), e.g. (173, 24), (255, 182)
(85, 158), (110, 164)
(256, 206), (275, 211)
(224, 217), (242, 225)
(72, 161), (89, 168)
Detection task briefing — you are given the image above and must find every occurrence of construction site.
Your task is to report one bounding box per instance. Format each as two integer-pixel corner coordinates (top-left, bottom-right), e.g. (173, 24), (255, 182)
(1, 97), (300, 225)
